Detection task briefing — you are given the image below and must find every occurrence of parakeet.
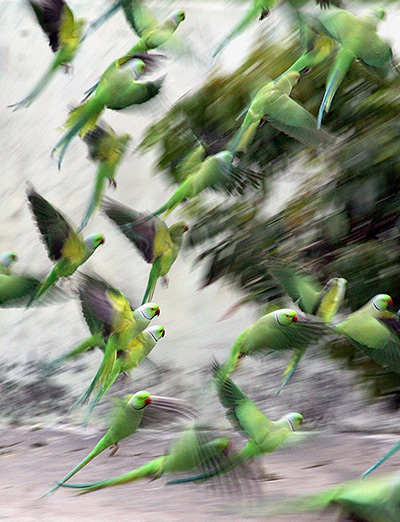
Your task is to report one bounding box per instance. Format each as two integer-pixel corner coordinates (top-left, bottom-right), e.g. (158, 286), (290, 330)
(61, 427), (231, 493)
(45, 390), (192, 494)
(9, 0), (85, 109)
(167, 362), (306, 484)
(78, 122), (131, 232)
(0, 251), (18, 275)
(26, 185), (105, 304)
(74, 273), (160, 408)
(52, 52), (163, 168)
(335, 294), (400, 374)
(305, 7), (395, 128)
(230, 71), (330, 154)
(102, 198), (188, 304)
(148, 146), (263, 217)
(222, 308), (327, 380)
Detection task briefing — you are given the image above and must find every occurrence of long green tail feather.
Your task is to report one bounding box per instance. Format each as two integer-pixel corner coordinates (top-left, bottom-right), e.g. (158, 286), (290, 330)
(78, 163), (110, 232)
(8, 61), (58, 110)
(27, 268), (58, 307)
(362, 441), (400, 480)
(278, 346), (307, 394)
(141, 258), (162, 305)
(82, 0), (123, 40)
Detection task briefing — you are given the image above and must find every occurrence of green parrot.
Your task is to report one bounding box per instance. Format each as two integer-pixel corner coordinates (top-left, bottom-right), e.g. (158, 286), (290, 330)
(147, 147), (262, 217)
(305, 7), (395, 128)
(0, 252), (18, 275)
(102, 198), (189, 304)
(167, 362), (306, 484)
(230, 71), (330, 155)
(222, 308), (327, 383)
(84, 0), (185, 52)
(74, 273), (160, 407)
(26, 185), (105, 305)
(9, 0), (85, 110)
(60, 427), (232, 493)
(52, 52), (163, 168)
(253, 473), (400, 522)
(45, 390), (192, 494)
(83, 325), (167, 422)
(266, 257), (347, 391)
(78, 122), (131, 232)
(334, 294), (400, 374)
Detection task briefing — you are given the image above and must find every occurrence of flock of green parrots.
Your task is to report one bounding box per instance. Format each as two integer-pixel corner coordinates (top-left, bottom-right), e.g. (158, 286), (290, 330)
(4, 0), (400, 519)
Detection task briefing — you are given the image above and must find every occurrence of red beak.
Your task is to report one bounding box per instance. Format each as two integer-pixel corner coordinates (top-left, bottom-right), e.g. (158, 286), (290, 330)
(155, 308), (160, 316)
(145, 397), (152, 405)
(292, 315), (298, 322)
(100, 237), (106, 244)
(389, 299), (394, 307)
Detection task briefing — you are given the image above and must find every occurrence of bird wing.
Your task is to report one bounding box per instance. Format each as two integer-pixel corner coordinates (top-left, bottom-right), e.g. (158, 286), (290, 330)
(28, 0), (66, 52)
(58, 3), (76, 46)
(122, 0), (158, 38)
(0, 274), (64, 307)
(175, 144), (206, 181)
(358, 37), (393, 70)
(307, 9), (356, 45)
(27, 185), (82, 262)
(83, 122), (115, 161)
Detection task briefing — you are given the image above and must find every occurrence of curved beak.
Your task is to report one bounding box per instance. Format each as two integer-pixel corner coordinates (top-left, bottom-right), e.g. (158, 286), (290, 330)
(292, 315), (298, 323)
(389, 299), (394, 307)
(155, 308), (160, 317)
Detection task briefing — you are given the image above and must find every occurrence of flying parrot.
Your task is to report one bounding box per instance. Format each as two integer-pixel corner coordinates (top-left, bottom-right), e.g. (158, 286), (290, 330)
(26, 184), (105, 305)
(45, 390), (193, 494)
(60, 426), (232, 493)
(52, 52), (163, 168)
(78, 122), (131, 232)
(334, 294), (400, 375)
(0, 252), (18, 275)
(74, 273), (160, 408)
(102, 198), (188, 304)
(9, 0), (85, 109)
(266, 257), (347, 391)
(305, 6), (395, 128)
(147, 145), (263, 218)
(229, 71), (331, 155)
(84, 0), (185, 52)
(167, 361), (306, 484)
(222, 308), (327, 386)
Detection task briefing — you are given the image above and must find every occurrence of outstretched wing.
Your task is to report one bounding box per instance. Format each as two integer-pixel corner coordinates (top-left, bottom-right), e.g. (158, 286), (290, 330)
(29, 0), (66, 51)
(122, 0), (158, 38)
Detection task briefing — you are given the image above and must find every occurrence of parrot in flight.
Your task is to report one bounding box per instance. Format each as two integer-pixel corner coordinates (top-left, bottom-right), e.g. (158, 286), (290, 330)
(45, 390), (194, 494)
(60, 426), (232, 493)
(9, 0), (85, 109)
(84, 0), (185, 53)
(52, 52), (163, 168)
(230, 71), (331, 155)
(167, 361), (306, 485)
(102, 198), (188, 304)
(305, 6), (396, 128)
(78, 122), (131, 232)
(0, 252), (18, 275)
(222, 308), (327, 389)
(334, 294), (400, 374)
(26, 185), (105, 305)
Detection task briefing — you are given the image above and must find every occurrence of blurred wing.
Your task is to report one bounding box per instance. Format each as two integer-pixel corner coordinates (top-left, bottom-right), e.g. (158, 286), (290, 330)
(58, 3), (76, 46)
(358, 37), (393, 69)
(27, 185), (79, 261)
(29, 0), (66, 51)
(176, 144), (206, 181)
(123, 0), (158, 37)
(217, 162), (264, 196)
(83, 122), (115, 161)
(108, 77), (164, 110)
(307, 9), (355, 45)
(266, 258), (321, 314)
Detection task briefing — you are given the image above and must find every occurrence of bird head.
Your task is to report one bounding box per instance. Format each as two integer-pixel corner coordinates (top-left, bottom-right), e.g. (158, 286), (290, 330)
(215, 150), (234, 165)
(282, 412), (303, 431)
(285, 71), (301, 87)
(169, 222), (189, 240)
(275, 309), (298, 326)
(128, 390), (152, 409)
(128, 58), (146, 80)
(84, 233), (105, 250)
(139, 303), (160, 320)
(0, 251), (18, 267)
(146, 325), (166, 342)
(118, 133), (132, 147)
(170, 9), (186, 25)
(372, 294), (393, 311)
(372, 7), (386, 20)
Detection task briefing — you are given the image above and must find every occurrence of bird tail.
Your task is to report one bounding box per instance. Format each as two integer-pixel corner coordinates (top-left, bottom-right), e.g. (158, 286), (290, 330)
(78, 163), (111, 232)
(53, 98), (104, 168)
(141, 258), (162, 305)
(27, 268), (59, 307)
(362, 441), (400, 480)
(62, 458), (164, 493)
(166, 453), (241, 485)
(220, 333), (247, 377)
(8, 60), (58, 110)
(317, 48), (355, 128)
(278, 346), (307, 394)
(82, 365), (121, 426)
(46, 334), (103, 371)
(81, 0), (123, 40)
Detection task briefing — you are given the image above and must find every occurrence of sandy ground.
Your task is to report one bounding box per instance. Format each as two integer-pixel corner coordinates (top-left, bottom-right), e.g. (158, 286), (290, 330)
(3, 425), (400, 521)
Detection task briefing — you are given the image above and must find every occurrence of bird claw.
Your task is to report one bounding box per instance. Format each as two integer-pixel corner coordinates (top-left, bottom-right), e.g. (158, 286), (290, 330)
(161, 276), (169, 289)
(64, 63), (74, 75)
(109, 443), (119, 456)
(108, 178), (117, 189)
(259, 9), (270, 20)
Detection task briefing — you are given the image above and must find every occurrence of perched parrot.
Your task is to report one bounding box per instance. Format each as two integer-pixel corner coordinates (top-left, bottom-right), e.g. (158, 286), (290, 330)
(52, 52), (162, 168)
(26, 185), (105, 305)
(252, 473), (400, 522)
(266, 257), (347, 391)
(74, 273), (160, 407)
(84, 0), (185, 52)
(9, 0), (85, 109)
(78, 122), (131, 232)
(305, 7), (395, 128)
(82, 325), (167, 422)
(61, 427), (232, 493)
(45, 390), (193, 494)
(102, 198), (188, 304)
(222, 308), (327, 383)
(147, 146), (263, 217)
(230, 71), (330, 155)
(167, 362), (306, 484)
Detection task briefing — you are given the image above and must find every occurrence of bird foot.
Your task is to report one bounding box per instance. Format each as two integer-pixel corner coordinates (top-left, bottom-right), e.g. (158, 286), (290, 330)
(259, 9), (270, 20)
(109, 443), (119, 456)
(161, 276), (169, 289)
(108, 178), (117, 189)
(64, 63), (74, 75)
